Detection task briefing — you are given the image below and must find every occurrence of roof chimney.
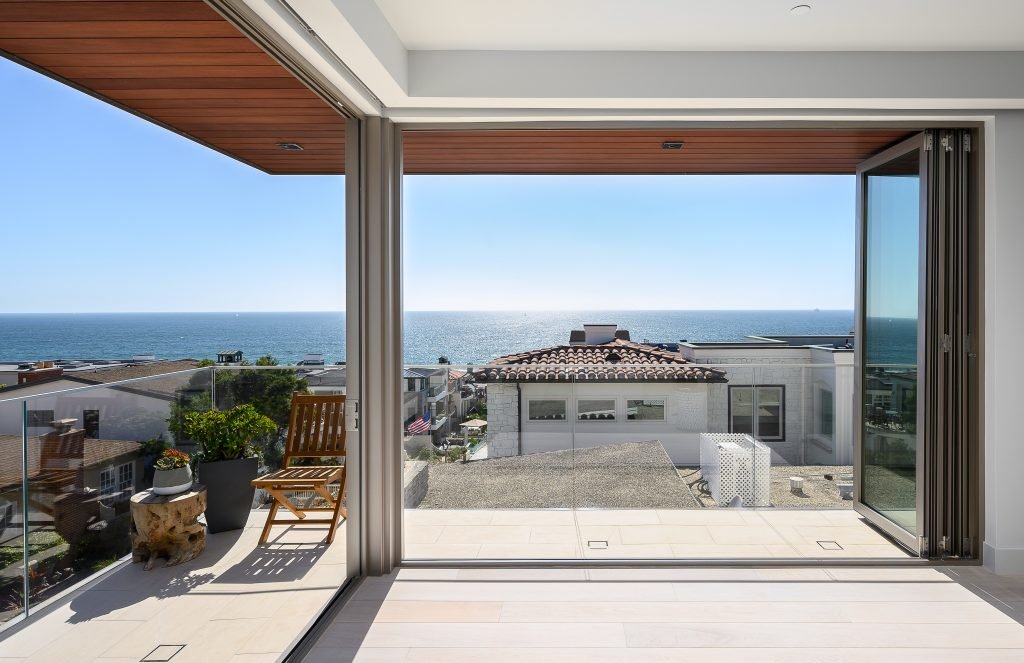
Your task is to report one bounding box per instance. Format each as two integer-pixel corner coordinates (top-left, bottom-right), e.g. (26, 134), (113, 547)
(583, 324), (618, 345)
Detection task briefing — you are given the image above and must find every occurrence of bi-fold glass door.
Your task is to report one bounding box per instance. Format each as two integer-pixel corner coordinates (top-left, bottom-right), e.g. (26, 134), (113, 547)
(854, 130), (978, 557)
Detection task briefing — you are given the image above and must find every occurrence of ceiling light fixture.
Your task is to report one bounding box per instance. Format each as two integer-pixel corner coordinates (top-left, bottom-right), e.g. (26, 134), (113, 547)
(790, 4), (811, 16)
(661, 141), (685, 150)
(277, 142), (304, 151)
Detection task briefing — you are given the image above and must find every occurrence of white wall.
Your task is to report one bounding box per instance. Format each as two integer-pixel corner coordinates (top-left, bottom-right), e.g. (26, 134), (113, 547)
(684, 348), (854, 466)
(984, 110), (1024, 574)
(515, 382), (709, 464)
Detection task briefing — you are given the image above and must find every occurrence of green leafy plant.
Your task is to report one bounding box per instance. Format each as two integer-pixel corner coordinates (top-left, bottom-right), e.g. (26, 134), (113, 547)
(182, 404), (276, 463)
(140, 436), (170, 457)
(154, 448), (191, 471)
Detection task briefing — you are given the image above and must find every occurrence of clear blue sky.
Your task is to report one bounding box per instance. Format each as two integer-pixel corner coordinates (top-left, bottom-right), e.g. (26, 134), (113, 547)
(3, 57), (856, 313)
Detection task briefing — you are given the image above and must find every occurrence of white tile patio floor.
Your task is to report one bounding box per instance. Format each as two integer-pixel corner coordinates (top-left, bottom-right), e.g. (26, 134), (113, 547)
(307, 565), (1024, 662)
(0, 511), (347, 663)
(404, 508), (911, 560)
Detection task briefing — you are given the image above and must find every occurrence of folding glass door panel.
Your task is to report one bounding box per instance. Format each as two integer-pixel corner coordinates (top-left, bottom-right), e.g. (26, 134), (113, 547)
(855, 129), (978, 558)
(855, 134), (927, 552)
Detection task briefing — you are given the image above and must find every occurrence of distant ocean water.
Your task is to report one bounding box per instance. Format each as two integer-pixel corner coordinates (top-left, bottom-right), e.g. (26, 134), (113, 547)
(0, 310), (862, 366)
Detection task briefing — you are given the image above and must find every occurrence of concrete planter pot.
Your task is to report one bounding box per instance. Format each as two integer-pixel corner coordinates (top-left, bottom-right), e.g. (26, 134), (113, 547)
(152, 465), (193, 495)
(198, 457), (258, 533)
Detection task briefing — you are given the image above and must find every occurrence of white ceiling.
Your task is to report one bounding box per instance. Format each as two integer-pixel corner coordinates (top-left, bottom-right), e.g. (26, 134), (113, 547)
(373, 0), (1024, 51)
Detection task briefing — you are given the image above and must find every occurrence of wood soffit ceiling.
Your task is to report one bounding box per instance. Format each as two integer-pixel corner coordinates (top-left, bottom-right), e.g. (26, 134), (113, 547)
(0, 0), (346, 175)
(402, 130), (918, 175)
(0, 3), (914, 176)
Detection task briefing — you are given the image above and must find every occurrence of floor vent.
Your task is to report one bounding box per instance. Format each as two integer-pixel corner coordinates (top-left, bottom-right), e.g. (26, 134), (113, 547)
(817, 540), (843, 551)
(587, 540), (609, 550)
(141, 645), (185, 662)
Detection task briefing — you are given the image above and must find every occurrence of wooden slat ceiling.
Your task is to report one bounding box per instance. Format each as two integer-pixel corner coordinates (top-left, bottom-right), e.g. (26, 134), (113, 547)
(403, 129), (917, 175)
(0, 4), (913, 176)
(0, 0), (345, 175)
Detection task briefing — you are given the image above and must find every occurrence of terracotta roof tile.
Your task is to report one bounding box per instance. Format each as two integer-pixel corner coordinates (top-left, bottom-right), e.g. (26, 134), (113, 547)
(474, 339), (726, 383)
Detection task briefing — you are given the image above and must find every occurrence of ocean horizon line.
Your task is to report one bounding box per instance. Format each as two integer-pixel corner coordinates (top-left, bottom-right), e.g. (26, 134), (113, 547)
(0, 308), (857, 315)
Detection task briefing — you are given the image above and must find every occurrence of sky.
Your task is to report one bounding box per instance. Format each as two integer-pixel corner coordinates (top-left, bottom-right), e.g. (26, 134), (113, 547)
(3, 57), (858, 313)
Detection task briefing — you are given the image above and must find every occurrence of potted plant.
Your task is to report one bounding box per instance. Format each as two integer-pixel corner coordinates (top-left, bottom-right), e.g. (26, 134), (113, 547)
(152, 449), (193, 495)
(182, 404), (275, 533)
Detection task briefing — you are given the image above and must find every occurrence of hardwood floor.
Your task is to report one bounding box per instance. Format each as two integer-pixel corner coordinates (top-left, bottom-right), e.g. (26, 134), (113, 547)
(305, 565), (1024, 662)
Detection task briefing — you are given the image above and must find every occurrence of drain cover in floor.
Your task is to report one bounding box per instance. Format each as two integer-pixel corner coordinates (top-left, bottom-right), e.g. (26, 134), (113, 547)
(141, 645), (185, 662)
(817, 540), (844, 551)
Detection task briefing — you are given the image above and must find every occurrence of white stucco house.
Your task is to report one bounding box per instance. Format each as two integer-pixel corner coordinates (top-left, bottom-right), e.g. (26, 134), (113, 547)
(475, 325), (728, 465)
(680, 334), (855, 465)
(477, 325), (854, 466)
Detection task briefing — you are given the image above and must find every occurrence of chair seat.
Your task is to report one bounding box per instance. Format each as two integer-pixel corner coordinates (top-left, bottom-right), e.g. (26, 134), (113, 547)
(252, 465), (344, 487)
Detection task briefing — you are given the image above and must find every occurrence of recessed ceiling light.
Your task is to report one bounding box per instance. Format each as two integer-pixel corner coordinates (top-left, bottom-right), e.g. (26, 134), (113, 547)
(277, 142), (304, 151)
(661, 141), (684, 150)
(790, 4), (811, 16)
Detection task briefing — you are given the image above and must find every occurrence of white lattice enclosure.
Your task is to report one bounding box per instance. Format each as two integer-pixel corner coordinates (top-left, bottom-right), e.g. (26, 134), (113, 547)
(699, 433), (772, 507)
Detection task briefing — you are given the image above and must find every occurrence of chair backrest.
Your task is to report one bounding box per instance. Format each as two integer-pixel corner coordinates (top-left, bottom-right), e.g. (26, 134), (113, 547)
(283, 393), (347, 464)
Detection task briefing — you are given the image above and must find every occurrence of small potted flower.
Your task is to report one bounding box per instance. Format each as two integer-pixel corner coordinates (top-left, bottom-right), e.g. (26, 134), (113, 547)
(152, 449), (193, 496)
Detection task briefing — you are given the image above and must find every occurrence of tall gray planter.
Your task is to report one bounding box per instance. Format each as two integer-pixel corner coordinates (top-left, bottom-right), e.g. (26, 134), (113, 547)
(198, 457), (258, 533)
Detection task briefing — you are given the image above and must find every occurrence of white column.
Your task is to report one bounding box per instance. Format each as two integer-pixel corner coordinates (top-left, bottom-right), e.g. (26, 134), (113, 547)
(984, 111), (1024, 575)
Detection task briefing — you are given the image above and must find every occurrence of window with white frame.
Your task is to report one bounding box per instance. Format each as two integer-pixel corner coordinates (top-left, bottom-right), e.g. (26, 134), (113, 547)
(528, 399), (566, 421)
(729, 386), (785, 441)
(100, 462), (135, 501)
(626, 399), (666, 421)
(577, 399), (616, 422)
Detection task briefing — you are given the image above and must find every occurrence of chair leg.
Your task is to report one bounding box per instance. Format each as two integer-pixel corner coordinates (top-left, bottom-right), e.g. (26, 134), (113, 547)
(259, 499), (280, 545)
(326, 476), (346, 545)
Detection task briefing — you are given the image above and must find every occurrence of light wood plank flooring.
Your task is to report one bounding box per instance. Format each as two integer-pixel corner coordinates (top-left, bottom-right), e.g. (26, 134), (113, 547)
(306, 565), (1024, 662)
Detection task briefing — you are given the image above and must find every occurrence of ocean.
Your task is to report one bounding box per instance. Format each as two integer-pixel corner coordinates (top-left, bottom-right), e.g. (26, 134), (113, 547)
(0, 310), (862, 366)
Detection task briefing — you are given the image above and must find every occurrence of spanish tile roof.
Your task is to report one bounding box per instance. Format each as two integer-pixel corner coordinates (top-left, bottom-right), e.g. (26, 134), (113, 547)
(474, 339), (726, 383)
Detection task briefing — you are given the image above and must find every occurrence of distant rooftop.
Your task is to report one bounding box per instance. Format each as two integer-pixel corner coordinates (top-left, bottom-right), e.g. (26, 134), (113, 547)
(475, 338), (726, 383)
(679, 333), (854, 351)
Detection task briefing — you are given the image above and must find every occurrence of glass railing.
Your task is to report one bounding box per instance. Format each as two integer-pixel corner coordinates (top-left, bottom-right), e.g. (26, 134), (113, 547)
(0, 367), (212, 624)
(0, 362), (353, 626)
(400, 357), (880, 561)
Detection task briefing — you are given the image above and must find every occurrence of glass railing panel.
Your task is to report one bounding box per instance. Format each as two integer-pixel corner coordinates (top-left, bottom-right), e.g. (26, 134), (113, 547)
(13, 368), (212, 615)
(0, 398), (27, 624)
(209, 364), (350, 539)
(402, 364), (580, 560)
(210, 364), (340, 473)
(395, 355), (906, 562)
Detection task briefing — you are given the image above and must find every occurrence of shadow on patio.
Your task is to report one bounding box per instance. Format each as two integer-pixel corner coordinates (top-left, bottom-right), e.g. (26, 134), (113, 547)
(0, 511), (348, 662)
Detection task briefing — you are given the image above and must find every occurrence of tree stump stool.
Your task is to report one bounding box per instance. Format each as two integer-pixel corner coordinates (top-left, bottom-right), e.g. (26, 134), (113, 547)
(130, 485), (206, 570)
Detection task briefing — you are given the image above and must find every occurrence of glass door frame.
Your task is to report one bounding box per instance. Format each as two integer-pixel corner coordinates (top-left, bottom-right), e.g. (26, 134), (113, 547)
(853, 133), (929, 554)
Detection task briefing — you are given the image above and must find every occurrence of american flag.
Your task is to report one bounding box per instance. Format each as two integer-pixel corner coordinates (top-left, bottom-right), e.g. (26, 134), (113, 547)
(407, 412), (431, 435)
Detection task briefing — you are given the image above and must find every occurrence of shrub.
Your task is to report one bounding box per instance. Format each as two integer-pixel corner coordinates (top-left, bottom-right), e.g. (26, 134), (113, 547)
(182, 404), (276, 463)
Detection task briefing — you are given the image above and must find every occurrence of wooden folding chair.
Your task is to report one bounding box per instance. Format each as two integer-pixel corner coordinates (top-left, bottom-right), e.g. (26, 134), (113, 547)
(252, 393), (348, 545)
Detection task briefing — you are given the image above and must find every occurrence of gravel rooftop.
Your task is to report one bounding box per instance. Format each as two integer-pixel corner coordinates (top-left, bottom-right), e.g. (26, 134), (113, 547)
(680, 465), (856, 508)
(418, 440), (698, 509)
